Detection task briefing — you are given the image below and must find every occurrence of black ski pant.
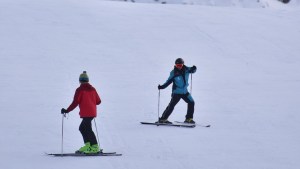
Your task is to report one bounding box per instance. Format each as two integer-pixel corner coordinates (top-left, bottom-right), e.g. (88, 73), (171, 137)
(161, 93), (195, 120)
(79, 117), (98, 145)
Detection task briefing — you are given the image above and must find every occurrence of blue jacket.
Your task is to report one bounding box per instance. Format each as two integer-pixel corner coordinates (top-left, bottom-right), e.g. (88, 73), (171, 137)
(160, 65), (196, 94)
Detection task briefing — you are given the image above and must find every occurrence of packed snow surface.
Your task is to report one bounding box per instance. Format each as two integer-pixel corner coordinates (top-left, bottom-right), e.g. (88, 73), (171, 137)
(0, 0), (299, 169)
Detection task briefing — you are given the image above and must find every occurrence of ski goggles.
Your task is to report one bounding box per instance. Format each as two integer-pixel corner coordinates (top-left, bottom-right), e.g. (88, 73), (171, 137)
(175, 64), (183, 69)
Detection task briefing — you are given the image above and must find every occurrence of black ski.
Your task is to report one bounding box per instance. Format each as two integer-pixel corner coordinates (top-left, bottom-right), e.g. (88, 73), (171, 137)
(174, 121), (211, 128)
(140, 122), (196, 128)
(46, 152), (122, 157)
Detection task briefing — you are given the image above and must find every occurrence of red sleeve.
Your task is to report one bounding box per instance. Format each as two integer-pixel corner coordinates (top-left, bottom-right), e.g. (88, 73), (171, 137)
(66, 89), (80, 112)
(95, 90), (101, 105)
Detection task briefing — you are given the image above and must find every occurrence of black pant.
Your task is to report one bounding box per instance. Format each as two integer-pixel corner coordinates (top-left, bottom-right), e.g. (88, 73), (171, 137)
(161, 93), (195, 120)
(79, 118), (98, 145)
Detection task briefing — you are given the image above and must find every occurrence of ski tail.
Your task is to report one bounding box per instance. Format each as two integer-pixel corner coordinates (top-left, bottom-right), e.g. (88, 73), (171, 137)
(174, 121), (210, 128)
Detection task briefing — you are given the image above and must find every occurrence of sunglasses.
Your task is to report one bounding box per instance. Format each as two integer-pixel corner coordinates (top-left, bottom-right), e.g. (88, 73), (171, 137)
(175, 64), (183, 68)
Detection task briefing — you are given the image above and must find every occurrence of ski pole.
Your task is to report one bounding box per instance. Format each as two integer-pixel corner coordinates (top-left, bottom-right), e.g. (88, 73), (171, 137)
(61, 113), (65, 156)
(190, 73), (193, 95)
(93, 118), (100, 148)
(158, 89), (161, 121)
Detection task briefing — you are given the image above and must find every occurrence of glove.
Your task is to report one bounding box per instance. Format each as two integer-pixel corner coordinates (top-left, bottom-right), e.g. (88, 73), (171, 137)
(158, 85), (163, 90)
(61, 108), (68, 114)
(190, 65), (197, 72)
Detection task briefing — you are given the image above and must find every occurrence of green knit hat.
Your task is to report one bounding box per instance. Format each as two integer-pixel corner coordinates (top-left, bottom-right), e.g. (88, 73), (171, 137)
(79, 71), (89, 83)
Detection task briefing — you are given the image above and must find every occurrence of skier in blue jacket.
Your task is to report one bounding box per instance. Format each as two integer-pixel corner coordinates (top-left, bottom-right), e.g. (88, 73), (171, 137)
(158, 58), (197, 124)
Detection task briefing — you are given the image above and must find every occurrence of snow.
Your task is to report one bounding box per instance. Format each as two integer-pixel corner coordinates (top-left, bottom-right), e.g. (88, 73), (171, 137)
(126, 0), (300, 8)
(0, 0), (300, 169)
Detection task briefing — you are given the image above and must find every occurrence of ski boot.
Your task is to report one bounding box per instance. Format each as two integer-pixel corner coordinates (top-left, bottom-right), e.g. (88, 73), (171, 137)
(75, 142), (91, 154)
(156, 118), (172, 124)
(83, 144), (101, 154)
(184, 118), (195, 124)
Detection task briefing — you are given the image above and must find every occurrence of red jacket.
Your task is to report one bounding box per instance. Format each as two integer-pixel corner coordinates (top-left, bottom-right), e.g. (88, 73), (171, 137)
(67, 83), (101, 118)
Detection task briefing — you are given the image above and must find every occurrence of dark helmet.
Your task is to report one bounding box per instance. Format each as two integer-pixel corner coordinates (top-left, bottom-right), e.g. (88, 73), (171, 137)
(175, 58), (184, 64)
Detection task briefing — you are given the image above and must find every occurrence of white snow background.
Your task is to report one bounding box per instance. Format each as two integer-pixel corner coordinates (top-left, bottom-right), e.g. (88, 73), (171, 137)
(0, 0), (299, 169)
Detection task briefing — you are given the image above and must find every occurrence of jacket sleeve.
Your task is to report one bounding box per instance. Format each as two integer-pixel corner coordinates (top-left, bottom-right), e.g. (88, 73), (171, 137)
(66, 89), (80, 113)
(160, 71), (174, 89)
(95, 90), (101, 105)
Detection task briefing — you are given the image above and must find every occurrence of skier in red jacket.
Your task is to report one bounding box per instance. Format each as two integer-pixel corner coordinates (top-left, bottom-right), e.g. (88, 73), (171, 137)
(61, 71), (101, 154)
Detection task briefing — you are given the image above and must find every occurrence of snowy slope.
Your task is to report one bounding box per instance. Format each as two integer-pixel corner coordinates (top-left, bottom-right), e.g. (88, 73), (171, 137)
(122, 0), (300, 7)
(0, 0), (300, 169)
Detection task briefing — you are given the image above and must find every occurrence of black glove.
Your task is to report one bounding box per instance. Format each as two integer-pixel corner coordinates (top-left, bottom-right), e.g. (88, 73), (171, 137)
(190, 65), (197, 72)
(158, 85), (163, 90)
(61, 108), (68, 114)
